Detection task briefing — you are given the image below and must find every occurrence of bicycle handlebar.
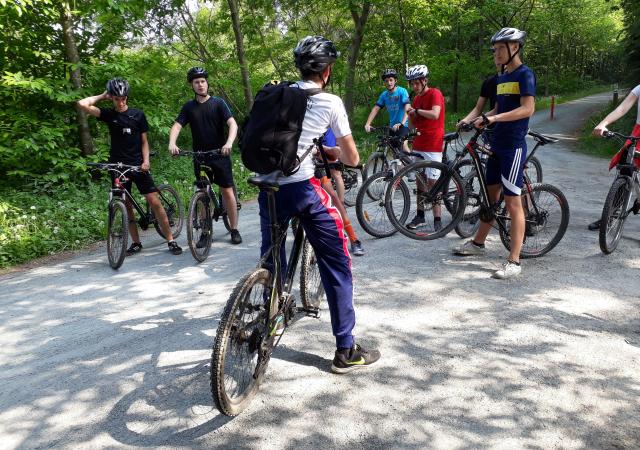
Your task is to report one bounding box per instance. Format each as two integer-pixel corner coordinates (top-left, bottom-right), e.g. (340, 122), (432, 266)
(603, 130), (640, 142)
(86, 162), (141, 171)
(173, 149), (222, 157)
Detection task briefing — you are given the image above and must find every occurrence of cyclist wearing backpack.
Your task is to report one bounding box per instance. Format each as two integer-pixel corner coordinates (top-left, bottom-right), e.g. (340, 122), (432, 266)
(404, 64), (446, 231)
(168, 67), (242, 245)
(454, 27), (536, 280)
(257, 36), (380, 373)
(78, 78), (183, 256)
(364, 69), (411, 153)
(587, 85), (640, 231)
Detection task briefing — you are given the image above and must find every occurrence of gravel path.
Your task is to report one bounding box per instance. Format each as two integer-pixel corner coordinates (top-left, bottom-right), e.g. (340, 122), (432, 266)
(1, 91), (639, 449)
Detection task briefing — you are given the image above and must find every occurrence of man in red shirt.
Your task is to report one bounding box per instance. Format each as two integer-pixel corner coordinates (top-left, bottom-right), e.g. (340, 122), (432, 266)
(404, 65), (445, 230)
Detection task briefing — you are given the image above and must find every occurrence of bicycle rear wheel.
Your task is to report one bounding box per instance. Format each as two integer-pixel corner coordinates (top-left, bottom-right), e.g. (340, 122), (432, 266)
(300, 239), (325, 310)
(499, 183), (570, 258)
(153, 184), (184, 239)
(385, 161), (467, 240)
(342, 166), (363, 207)
(356, 171), (410, 238)
(455, 164), (482, 238)
(187, 191), (213, 262)
(107, 199), (128, 269)
(524, 156), (543, 184)
(211, 268), (271, 416)
(599, 177), (632, 255)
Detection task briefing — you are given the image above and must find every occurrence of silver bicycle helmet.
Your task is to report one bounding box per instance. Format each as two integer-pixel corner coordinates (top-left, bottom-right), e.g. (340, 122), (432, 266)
(106, 78), (129, 97)
(381, 68), (398, 80)
(405, 65), (429, 81)
(293, 35), (339, 73)
(491, 27), (527, 46)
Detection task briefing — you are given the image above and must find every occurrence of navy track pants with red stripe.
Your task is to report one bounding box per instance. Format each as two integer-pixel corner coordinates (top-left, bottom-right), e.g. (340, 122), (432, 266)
(258, 177), (355, 350)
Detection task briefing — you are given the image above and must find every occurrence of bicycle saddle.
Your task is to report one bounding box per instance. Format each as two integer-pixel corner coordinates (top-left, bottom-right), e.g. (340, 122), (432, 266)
(248, 170), (284, 190)
(528, 130), (558, 145)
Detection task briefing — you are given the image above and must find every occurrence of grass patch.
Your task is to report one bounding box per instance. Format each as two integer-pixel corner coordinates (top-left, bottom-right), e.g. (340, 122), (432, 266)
(578, 100), (636, 160)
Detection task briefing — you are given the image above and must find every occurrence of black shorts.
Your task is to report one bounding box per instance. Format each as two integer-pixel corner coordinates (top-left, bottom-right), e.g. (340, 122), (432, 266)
(111, 170), (158, 195)
(193, 156), (234, 188)
(390, 126), (409, 150)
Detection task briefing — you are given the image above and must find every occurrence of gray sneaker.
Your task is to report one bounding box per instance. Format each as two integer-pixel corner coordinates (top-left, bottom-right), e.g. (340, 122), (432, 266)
(351, 240), (365, 256)
(492, 260), (522, 279)
(453, 240), (486, 256)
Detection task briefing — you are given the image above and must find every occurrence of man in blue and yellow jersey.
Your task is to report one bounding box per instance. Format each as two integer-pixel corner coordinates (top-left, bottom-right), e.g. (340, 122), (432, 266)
(454, 27), (536, 280)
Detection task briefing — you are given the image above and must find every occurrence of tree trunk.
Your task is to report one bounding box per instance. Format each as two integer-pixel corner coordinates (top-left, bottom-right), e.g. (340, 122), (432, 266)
(398, 1), (409, 71)
(227, 0), (253, 111)
(60, 2), (93, 156)
(344, 1), (372, 119)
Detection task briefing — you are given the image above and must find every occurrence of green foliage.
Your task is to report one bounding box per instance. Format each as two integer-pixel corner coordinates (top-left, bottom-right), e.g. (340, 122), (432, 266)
(579, 98), (637, 159)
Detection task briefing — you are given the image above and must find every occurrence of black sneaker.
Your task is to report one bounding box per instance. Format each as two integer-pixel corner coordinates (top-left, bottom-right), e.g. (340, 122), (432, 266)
(587, 219), (601, 231)
(331, 343), (381, 374)
(126, 242), (143, 256)
(230, 229), (242, 245)
(195, 232), (210, 249)
(406, 215), (426, 230)
(168, 241), (183, 255)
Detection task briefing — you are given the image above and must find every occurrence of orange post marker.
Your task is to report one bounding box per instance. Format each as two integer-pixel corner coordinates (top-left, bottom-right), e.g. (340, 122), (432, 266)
(550, 95), (555, 120)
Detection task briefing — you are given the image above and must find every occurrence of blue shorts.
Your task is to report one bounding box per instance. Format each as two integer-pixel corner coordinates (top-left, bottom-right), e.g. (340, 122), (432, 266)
(485, 144), (527, 196)
(258, 177), (355, 350)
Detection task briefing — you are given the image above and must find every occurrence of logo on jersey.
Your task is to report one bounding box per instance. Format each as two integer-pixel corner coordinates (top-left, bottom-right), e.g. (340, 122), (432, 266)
(497, 82), (520, 95)
(122, 128), (132, 135)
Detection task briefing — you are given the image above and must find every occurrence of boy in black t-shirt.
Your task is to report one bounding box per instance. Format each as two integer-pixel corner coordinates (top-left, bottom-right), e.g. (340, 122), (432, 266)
(168, 67), (242, 245)
(78, 78), (183, 256)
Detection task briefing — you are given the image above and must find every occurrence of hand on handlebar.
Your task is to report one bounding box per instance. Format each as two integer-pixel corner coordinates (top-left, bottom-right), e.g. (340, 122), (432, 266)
(391, 123), (401, 132)
(593, 125), (608, 137)
(364, 124), (372, 133)
(169, 144), (180, 156)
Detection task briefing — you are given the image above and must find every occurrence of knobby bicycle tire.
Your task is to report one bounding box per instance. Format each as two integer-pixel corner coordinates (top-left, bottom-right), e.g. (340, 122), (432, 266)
(363, 151), (389, 179)
(211, 268), (272, 416)
(107, 199), (128, 270)
(153, 184), (184, 240)
(599, 177), (632, 255)
(385, 160), (467, 241)
(499, 182), (570, 258)
(356, 171), (410, 238)
(525, 156), (543, 184)
(300, 239), (325, 310)
(187, 191), (213, 262)
(342, 166), (363, 207)
(455, 164), (482, 239)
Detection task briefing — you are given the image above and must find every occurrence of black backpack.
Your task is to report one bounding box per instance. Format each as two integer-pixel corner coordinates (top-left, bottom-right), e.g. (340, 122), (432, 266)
(240, 81), (322, 175)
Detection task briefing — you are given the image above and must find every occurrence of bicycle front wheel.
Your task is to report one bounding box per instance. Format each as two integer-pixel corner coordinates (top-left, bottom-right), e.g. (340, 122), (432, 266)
(153, 184), (184, 240)
(300, 239), (325, 310)
(187, 191), (213, 262)
(356, 171), (410, 238)
(211, 268), (271, 416)
(499, 183), (570, 258)
(107, 199), (128, 269)
(599, 177), (632, 255)
(363, 151), (389, 179)
(385, 161), (467, 240)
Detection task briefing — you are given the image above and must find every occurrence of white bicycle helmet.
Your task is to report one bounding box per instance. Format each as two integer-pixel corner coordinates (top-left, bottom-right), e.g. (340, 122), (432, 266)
(491, 27), (526, 46)
(405, 65), (429, 81)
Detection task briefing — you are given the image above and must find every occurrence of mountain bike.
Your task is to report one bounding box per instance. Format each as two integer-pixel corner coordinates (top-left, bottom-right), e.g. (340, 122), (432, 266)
(328, 161), (365, 207)
(86, 162), (184, 269)
(452, 129), (549, 239)
(598, 131), (640, 254)
(385, 123), (569, 258)
(355, 130), (429, 238)
(211, 142), (328, 416)
(362, 126), (415, 179)
(174, 150), (241, 262)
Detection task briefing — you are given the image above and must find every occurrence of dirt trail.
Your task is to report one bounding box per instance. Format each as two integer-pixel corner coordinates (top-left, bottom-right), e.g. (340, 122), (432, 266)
(1, 91), (639, 449)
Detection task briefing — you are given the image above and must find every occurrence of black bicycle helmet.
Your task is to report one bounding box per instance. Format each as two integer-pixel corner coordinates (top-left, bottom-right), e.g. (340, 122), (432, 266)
(491, 27), (527, 47)
(106, 78), (129, 97)
(187, 67), (208, 83)
(405, 65), (429, 81)
(381, 69), (398, 80)
(293, 35), (339, 73)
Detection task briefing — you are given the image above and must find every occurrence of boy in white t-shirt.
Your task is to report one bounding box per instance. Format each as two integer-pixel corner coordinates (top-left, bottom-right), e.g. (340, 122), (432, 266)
(588, 84), (640, 230)
(257, 36), (380, 374)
